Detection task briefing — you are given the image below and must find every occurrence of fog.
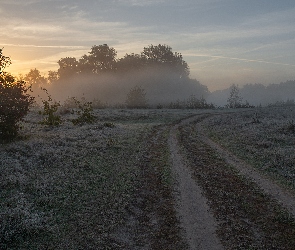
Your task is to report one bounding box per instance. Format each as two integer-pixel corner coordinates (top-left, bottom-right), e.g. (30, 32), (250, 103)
(40, 66), (208, 107)
(208, 81), (295, 107)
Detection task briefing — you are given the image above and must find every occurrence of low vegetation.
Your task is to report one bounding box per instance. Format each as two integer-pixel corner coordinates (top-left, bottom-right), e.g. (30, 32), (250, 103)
(0, 109), (200, 249)
(38, 88), (62, 126)
(178, 121), (295, 249)
(202, 107), (295, 191)
(70, 97), (96, 125)
(1, 107), (295, 249)
(0, 49), (35, 141)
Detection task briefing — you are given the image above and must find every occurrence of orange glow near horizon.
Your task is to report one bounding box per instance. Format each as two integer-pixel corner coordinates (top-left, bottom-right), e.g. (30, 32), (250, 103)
(2, 45), (89, 77)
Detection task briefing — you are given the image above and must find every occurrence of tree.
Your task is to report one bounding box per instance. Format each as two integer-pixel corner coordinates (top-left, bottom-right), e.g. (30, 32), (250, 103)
(78, 54), (93, 74)
(0, 49), (34, 140)
(24, 68), (47, 87)
(125, 86), (148, 108)
(141, 44), (190, 78)
(117, 53), (147, 73)
(0, 48), (11, 75)
(87, 44), (117, 73)
(57, 57), (79, 79)
(227, 84), (243, 108)
(47, 70), (59, 84)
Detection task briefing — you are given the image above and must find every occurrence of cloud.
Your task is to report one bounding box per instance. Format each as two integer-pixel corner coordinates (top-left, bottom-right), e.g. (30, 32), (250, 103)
(185, 54), (295, 68)
(117, 0), (166, 6)
(0, 0), (59, 5)
(1, 44), (88, 49)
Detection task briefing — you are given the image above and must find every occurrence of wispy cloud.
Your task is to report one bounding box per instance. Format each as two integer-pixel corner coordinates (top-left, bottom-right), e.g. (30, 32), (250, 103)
(185, 54), (295, 68)
(1, 44), (88, 49)
(117, 0), (166, 6)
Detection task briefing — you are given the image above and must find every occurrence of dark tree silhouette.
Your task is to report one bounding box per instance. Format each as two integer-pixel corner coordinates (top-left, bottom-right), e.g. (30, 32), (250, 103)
(117, 53), (147, 73)
(47, 70), (59, 84)
(78, 54), (93, 74)
(57, 57), (79, 79)
(142, 44), (190, 78)
(24, 68), (47, 87)
(0, 49), (34, 140)
(87, 44), (117, 73)
(0, 48), (11, 75)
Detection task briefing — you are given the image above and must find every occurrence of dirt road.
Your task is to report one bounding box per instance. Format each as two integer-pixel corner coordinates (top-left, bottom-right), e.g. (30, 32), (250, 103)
(170, 114), (295, 249)
(169, 119), (223, 250)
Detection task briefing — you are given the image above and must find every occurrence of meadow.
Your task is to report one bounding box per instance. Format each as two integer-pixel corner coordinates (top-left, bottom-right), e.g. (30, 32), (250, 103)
(1, 106), (295, 249)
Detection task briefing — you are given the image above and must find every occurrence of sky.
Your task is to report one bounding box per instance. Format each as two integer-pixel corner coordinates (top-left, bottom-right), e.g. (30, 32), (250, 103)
(1, 0), (295, 91)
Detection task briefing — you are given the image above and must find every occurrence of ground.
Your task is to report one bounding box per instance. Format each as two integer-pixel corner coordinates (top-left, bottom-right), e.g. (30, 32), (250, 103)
(1, 107), (295, 249)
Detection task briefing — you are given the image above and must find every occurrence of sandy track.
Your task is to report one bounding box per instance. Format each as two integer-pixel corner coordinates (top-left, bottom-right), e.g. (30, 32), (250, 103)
(169, 118), (223, 250)
(195, 119), (295, 218)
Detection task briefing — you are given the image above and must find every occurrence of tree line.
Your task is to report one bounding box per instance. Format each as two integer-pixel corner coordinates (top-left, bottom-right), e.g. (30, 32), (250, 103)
(22, 44), (209, 106)
(23, 44), (190, 85)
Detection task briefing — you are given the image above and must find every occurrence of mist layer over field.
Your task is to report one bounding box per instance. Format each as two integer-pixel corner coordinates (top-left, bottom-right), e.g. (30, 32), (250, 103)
(40, 67), (208, 106)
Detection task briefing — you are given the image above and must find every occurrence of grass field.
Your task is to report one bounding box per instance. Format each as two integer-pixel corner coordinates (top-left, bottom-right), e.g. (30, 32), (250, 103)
(202, 107), (295, 191)
(1, 107), (295, 249)
(0, 108), (200, 249)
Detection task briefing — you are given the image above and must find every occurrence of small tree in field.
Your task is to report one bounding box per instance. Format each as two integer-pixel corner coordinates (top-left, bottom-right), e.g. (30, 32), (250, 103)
(0, 49), (35, 141)
(38, 88), (62, 126)
(227, 84), (243, 108)
(125, 86), (148, 108)
(71, 97), (96, 125)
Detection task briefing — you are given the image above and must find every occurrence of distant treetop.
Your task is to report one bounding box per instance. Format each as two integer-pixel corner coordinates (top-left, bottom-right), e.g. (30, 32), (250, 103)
(55, 44), (189, 79)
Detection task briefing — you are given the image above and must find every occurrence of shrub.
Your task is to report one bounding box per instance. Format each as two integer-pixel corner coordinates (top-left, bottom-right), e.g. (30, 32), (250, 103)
(125, 86), (148, 109)
(0, 79), (35, 141)
(71, 97), (96, 125)
(169, 99), (185, 109)
(38, 88), (62, 126)
(0, 49), (34, 141)
(186, 95), (215, 109)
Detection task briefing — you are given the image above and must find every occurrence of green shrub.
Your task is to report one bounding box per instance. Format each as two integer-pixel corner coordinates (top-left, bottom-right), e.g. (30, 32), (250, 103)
(38, 88), (62, 126)
(71, 97), (96, 125)
(0, 49), (34, 141)
(0, 79), (35, 141)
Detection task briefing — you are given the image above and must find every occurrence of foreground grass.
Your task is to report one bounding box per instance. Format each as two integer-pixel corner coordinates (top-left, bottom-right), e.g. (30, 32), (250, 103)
(0, 109), (194, 249)
(202, 107), (295, 191)
(178, 122), (295, 249)
(0, 123), (145, 249)
(126, 124), (188, 249)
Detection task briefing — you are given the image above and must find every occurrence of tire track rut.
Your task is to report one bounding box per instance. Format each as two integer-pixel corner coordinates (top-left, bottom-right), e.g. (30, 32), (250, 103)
(196, 120), (295, 218)
(169, 118), (223, 250)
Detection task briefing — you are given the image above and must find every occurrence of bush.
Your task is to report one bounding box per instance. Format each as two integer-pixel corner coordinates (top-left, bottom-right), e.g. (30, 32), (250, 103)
(71, 97), (96, 125)
(0, 49), (34, 141)
(186, 95), (215, 109)
(168, 96), (214, 109)
(38, 88), (62, 126)
(125, 86), (148, 109)
(0, 79), (35, 141)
